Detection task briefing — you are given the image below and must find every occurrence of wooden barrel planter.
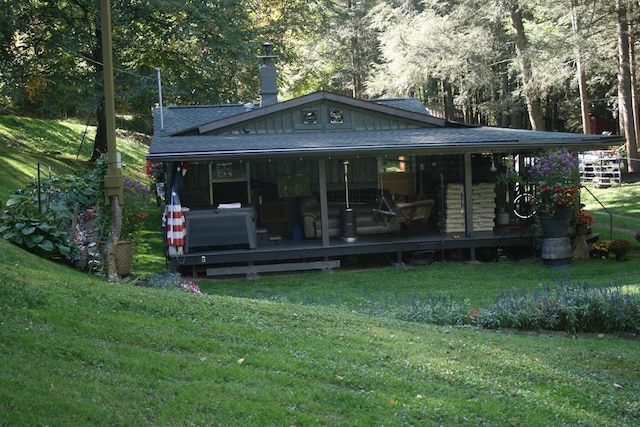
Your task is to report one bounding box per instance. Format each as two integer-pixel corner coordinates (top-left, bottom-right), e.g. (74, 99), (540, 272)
(538, 211), (572, 267)
(541, 237), (572, 267)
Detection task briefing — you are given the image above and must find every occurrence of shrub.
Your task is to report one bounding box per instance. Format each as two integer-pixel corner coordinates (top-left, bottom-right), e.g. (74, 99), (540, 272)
(395, 293), (472, 326)
(0, 167), (104, 260)
(388, 276), (639, 334)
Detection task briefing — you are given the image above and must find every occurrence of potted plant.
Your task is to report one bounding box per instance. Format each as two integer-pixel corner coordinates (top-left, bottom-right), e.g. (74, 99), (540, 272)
(528, 148), (581, 267)
(108, 177), (152, 275)
(592, 240), (610, 259)
(572, 208), (595, 259)
(575, 209), (595, 235)
(94, 173), (153, 276)
(528, 148), (581, 219)
(609, 239), (632, 261)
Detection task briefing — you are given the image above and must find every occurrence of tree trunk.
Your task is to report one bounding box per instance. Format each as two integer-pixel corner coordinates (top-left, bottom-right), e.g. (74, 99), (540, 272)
(509, 3), (545, 131)
(102, 195), (123, 283)
(616, 0), (639, 172)
(571, 0), (591, 134)
(630, 21), (640, 170)
(93, 104), (107, 161)
(443, 79), (455, 120)
(501, 65), (511, 128)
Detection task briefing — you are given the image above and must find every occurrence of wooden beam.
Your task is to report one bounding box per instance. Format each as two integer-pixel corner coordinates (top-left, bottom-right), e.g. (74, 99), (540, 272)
(318, 158), (330, 246)
(206, 260), (340, 279)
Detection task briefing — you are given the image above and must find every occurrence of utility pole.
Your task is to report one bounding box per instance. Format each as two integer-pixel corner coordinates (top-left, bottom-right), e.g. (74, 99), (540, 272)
(100, 0), (124, 283)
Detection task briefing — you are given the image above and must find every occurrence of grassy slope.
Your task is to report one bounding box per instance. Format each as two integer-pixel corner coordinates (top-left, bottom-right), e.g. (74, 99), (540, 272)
(0, 115), (149, 202)
(1, 237), (639, 426)
(0, 114), (166, 276)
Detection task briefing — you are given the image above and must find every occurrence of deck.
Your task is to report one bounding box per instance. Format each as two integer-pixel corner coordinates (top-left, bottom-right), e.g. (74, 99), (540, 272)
(169, 225), (534, 278)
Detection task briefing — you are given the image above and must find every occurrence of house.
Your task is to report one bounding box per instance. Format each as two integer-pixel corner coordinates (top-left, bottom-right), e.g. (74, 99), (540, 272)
(147, 49), (624, 277)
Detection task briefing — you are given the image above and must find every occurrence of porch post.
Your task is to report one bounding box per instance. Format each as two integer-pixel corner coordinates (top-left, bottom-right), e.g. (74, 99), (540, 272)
(245, 162), (252, 204)
(318, 158), (330, 247)
(463, 153), (476, 261)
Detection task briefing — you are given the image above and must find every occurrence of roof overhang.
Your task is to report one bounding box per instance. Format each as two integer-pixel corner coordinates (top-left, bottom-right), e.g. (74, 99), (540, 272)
(147, 126), (624, 162)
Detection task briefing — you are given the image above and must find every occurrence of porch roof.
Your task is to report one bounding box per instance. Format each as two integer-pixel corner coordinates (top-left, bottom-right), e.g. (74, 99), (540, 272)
(148, 125), (624, 162)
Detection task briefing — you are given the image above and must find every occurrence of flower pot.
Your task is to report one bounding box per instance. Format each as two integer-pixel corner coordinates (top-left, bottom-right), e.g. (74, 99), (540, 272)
(538, 211), (572, 267)
(614, 251), (627, 262)
(572, 233), (589, 260)
(538, 210), (571, 238)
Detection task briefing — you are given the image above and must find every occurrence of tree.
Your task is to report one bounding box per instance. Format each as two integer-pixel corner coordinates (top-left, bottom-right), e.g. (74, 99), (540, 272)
(506, 1), (549, 130)
(279, 0), (381, 98)
(570, 0), (591, 134)
(0, 0), (257, 158)
(616, 0), (639, 171)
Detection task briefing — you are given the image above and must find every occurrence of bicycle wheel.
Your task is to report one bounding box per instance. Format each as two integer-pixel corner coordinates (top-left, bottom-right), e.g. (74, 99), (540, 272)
(513, 193), (537, 219)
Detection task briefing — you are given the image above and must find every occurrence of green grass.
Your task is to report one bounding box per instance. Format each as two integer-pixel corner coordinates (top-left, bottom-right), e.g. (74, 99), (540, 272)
(1, 115), (640, 425)
(0, 115), (149, 202)
(1, 237), (639, 426)
(199, 257), (640, 308)
(582, 183), (640, 241)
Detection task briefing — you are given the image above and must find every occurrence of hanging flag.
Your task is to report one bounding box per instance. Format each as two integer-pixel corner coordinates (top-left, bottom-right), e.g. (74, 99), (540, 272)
(166, 189), (186, 256)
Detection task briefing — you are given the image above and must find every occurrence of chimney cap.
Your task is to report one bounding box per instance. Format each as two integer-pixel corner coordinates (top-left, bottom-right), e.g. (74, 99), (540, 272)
(257, 41), (278, 62)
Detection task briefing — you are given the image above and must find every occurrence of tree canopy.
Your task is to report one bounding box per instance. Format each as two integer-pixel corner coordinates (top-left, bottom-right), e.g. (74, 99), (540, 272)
(0, 0), (638, 167)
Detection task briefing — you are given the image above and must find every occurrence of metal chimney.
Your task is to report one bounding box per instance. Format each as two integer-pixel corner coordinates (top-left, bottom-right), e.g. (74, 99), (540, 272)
(257, 42), (278, 107)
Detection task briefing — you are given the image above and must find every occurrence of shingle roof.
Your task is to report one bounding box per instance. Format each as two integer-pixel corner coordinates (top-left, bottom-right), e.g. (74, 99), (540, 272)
(369, 98), (431, 115)
(154, 104), (247, 135)
(148, 126), (624, 162)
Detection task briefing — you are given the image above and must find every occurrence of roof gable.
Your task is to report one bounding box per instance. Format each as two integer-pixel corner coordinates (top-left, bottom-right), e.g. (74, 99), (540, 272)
(168, 91), (448, 136)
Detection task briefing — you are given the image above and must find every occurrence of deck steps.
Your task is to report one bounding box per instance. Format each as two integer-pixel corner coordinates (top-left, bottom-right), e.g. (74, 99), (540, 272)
(256, 227), (282, 246)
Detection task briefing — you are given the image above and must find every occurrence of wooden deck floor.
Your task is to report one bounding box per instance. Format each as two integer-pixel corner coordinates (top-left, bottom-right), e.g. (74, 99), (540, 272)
(169, 225), (534, 277)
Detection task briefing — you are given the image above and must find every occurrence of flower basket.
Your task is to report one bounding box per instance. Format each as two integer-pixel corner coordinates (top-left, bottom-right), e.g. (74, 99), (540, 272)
(528, 149), (581, 216)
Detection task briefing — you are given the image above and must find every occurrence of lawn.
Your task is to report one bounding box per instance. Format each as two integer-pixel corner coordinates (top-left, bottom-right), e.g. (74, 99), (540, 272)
(1, 236), (639, 426)
(0, 115), (149, 203)
(1, 115), (639, 425)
